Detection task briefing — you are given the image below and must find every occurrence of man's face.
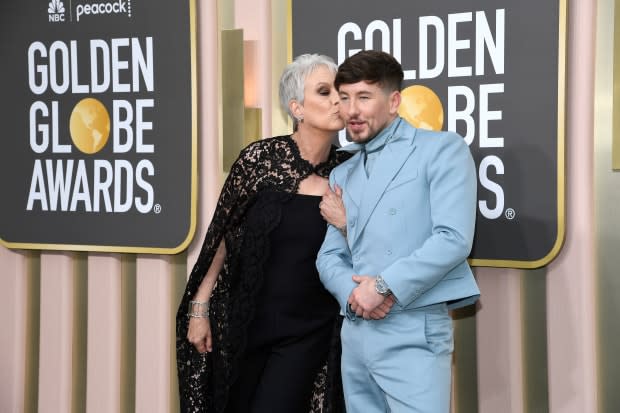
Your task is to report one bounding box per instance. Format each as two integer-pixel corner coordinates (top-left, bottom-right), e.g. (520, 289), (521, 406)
(337, 81), (401, 144)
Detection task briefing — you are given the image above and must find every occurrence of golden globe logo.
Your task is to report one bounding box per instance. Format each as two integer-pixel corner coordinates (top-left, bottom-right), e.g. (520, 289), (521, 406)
(69, 98), (111, 154)
(398, 85), (444, 132)
(26, 38), (157, 215)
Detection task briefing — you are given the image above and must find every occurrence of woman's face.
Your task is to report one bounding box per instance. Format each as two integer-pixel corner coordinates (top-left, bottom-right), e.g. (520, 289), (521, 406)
(299, 66), (344, 132)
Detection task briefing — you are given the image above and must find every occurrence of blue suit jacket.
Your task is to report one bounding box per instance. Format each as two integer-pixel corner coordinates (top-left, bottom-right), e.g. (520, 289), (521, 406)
(317, 119), (480, 315)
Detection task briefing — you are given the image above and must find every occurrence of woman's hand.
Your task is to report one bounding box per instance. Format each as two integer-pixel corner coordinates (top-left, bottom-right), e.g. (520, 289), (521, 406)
(320, 184), (346, 231)
(187, 316), (212, 353)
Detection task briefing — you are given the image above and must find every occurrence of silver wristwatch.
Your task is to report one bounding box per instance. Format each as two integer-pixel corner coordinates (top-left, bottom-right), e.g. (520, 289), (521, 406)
(375, 275), (392, 296)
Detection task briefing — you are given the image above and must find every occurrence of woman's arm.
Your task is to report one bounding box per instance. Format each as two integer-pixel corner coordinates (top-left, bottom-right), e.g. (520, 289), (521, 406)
(186, 239), (226, 353)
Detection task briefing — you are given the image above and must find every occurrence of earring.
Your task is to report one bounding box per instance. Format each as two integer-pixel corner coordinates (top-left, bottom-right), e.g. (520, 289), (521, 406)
(297, 116), (304, 123)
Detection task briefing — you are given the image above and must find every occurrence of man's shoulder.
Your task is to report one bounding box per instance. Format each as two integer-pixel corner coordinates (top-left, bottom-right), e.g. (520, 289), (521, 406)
(412, 127), (463, 144)
(396, 117), (462, 143)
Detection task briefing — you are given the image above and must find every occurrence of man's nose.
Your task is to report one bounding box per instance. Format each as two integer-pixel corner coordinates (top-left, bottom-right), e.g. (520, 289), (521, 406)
(346, 99), (359, 116)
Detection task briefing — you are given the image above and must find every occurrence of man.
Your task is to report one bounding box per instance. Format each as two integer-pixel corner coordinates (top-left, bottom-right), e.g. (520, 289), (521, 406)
(317, 50), (480, 412)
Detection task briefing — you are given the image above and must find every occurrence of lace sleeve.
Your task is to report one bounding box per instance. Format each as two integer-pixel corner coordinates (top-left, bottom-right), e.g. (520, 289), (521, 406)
(182, 142), (263, 299)
(176, 143), (264, 413)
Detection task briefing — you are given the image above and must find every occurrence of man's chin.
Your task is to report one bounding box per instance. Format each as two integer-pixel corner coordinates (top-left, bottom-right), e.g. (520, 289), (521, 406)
(348, 133), (370, 144)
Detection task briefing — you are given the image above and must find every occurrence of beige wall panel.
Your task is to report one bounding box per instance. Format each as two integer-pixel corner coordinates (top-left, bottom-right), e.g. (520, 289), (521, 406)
(475, 268), (524, 413)
(236, 0), (273, 136)
(187, 0), (222, 271)
(38, 253), (76, 413)
(546, 0), (598, 411)
(135, 257), (173, 413)
(0, 248), (28, 413)
(86, 255), (122, 413)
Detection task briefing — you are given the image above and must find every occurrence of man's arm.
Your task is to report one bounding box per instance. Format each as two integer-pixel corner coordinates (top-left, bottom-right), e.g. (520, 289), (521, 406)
(380, 132), (477, 307)
(317, 217), (358, 316)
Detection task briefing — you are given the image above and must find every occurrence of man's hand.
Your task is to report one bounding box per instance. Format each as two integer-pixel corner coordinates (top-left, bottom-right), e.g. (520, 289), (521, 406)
(348, 275), (395, 320)
(368, 294), (396, 319)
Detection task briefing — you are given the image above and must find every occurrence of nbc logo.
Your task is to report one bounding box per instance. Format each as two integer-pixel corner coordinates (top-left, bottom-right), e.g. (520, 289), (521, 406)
(48, 0), (65, 22)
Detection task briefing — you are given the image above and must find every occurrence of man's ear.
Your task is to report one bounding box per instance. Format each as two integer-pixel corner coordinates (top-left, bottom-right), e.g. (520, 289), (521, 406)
(389, 91), (402, 115)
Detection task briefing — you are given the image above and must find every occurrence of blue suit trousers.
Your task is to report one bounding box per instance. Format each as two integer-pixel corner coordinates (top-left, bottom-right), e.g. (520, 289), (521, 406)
(340, 303), (453, 413)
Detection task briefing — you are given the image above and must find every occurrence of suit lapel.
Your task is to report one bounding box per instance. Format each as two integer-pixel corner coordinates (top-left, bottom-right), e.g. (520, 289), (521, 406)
(343, 152), (365, 207)
(352, 123), (418, 244)
(342, 153), (365, 240)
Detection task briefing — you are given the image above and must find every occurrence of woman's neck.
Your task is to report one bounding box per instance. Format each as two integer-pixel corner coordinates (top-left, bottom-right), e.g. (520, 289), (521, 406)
(292, 128), (334, 166)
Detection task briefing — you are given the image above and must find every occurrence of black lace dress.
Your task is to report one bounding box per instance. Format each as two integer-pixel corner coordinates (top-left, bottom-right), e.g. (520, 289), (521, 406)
(176, 135), (351, 413)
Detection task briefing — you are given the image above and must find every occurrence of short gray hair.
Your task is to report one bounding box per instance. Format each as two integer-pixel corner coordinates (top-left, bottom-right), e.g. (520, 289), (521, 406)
(278, 54), (338, 126)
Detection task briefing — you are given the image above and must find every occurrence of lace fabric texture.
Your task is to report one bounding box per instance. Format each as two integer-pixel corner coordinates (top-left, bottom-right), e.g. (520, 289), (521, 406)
(176, 135), (350, 413)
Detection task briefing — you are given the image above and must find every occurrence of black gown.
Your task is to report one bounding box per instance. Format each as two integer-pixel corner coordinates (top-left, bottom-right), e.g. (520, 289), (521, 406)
(176, 135), (351, 413)
(226, 192), (340, 412)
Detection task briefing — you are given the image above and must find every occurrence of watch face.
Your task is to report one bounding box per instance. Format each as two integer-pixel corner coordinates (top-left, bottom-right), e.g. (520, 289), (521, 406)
(375, 277), (390, 295)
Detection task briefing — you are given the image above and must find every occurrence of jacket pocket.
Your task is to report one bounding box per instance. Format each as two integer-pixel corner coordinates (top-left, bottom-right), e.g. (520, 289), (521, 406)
(424, 309), (454, 356)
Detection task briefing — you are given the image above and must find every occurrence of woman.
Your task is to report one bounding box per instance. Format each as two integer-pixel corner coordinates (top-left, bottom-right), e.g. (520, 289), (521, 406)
(176, 54), (349, 413)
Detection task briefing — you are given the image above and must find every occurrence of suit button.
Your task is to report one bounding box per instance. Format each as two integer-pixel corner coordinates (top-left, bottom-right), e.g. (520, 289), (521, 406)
(350, 221), (356, 227)
(386, 250), (392, 255)
(389, 208), (397, 215)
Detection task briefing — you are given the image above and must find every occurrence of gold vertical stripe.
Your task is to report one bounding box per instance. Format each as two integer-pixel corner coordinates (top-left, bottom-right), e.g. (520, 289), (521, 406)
(613, 0), (620, 169)
(595, 2), (620, 410)
(120, 255), (137, 413)
(287, 0), (292, 64)
(218, 0), (234, 30)
(521, 269), (549, 412)
(451, 305), (479, 413)
(23, 251), (40, 413)
(244, 107), (262, 146)
(272, 0), (292, 135)
(71, 253), (88, 413)
(221, 29), (246, 172)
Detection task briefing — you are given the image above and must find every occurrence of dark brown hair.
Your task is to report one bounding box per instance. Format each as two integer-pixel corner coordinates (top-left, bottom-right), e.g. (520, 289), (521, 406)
(334, 50), (404, 92)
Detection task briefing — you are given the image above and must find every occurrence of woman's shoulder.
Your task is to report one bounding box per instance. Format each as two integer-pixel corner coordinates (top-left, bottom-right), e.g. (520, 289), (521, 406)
(237, 135), (291, 162)
(241, 135), (290, 155)
(245, 135), (290, 150)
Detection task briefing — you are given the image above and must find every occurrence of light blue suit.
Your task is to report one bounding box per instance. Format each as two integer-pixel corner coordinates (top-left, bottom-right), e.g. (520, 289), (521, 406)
(317, 118), (480, 412)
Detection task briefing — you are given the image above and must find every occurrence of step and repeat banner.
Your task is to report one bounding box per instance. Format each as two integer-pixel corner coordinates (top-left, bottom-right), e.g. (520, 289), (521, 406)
(292, 0), (566, 268)
(0, 0), (197, 253)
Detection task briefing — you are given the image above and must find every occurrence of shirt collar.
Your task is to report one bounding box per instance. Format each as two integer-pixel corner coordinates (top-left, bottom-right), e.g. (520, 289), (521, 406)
(364, 116), (401, 154)
(338, 116), (402, 154)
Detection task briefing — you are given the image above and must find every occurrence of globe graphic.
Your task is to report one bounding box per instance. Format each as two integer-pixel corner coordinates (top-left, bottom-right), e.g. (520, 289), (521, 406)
(398, 85), (444, 131)
(69, 98), (111, 154)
